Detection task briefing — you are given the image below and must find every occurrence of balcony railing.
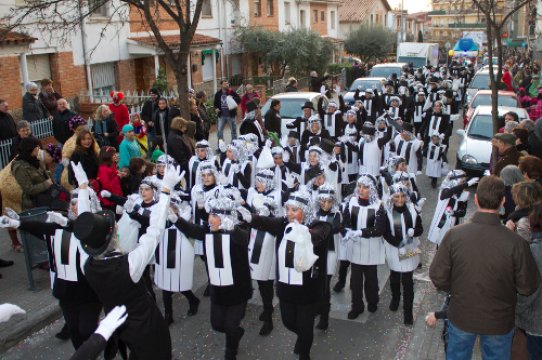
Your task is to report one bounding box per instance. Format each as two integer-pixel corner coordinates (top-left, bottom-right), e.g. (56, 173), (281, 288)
(448, 23), (486, 28)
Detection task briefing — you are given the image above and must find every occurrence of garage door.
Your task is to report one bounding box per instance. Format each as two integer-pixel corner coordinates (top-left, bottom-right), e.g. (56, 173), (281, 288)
(26, 54), (52, 83)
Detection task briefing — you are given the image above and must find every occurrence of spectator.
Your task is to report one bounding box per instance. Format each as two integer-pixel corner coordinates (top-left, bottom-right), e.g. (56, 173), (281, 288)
(310, 71), (324, 92)
(10, 120), (32, 160)
(518, 119), (535, 133)
(0, 99), (17, 142)
(506, 181), (542, 242)
(140, 88), (160, 145)
(121, 157), (146, 196)
(11, 137), (54, 210)
(189, 98), (205, 141)
(52, 98), (75, 145)
(240, 84), (260, 117)
(68, 129), (99, 187)
(529, 89), (542, 120)
(118, 124), (141, 169)
(195, 91), (210, 140)
(264, 99), (282, 137)
(516, 201), (542, 360)
(97, 146), (122, 211)
(213, 80), (241, 142)
(518, 87), (532, 109)
(430, 176), (541, 360)
(492, 133), (522, 176)
(502, 65), (514, 91)
(92, 105), (119, 149)
(167, 117), (195, 176)
(528, 119), (542, 158)
(152, 97), (180, 139)
(499, 111), (519, 133)
(513, 128), (530, 155)
(108, 91), (130, 144)
(22, 82), (49, 122)
(500, 164), (524, 219)
(39, 78), (62, 115)
(504, 121), (519, 134)
(285, 77), (298, 92)
(519, 155), (542, 183)
(149, 136), (165, 163)
(528, 75), (542, 98)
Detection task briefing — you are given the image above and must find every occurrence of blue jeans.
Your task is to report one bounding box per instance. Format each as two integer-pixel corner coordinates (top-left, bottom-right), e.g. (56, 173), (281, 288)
(447, 321), (514, 360)
(526, 333), (542, 360)
(217, 116), (237, 142)
(53, 143), (64, 183)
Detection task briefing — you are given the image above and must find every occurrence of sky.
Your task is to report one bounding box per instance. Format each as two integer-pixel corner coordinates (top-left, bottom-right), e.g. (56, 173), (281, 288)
(388, 0), (432, 14)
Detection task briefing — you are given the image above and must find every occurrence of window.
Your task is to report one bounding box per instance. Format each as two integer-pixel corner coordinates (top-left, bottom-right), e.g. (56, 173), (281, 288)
(321, 11), (324, 21)
(313, 10), (318, 23)
(300, 10), (306, 28)
(330, 11), (335, 29)
(26, 54), (52, 84)
(89, 0), (108, 17)
(91, 62), (116, 95)
(284, 2), (291, 25)
(254, 0), (261, 17)
(201, 0), (212, 17)
(266, 0), (273, 16)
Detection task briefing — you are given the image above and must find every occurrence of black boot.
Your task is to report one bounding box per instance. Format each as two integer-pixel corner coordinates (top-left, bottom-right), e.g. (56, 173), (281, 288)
(187, 297), (200, 316)
(203, 284), (210, 297)
(347, 308), (364, 320)
(164, 312), (174, 326)
(368, 303), (378, 313)
(403, 309), (414, 325)
(431, 177), (437, 188)
(55, 323), (70, 340)
(389, 271), (401, 312)
(333, 261), (349, 292)
(389, 298), (400, 312)
(333, 280), (345, 293)
(293, 339), (300, 355)
(259, 307), (274, 336)
(259, 320), (273, 336)
(316, 315), (329, 330)
(0, 258), (14, 268)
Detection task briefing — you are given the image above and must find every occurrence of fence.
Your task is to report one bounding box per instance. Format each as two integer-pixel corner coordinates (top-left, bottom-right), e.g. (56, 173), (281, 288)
(0, 117), (54, 169)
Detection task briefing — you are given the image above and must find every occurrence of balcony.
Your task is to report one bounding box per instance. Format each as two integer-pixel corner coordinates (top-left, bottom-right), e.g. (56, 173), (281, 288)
(428, 10), (446, 15)
(448, 22), (486, 28)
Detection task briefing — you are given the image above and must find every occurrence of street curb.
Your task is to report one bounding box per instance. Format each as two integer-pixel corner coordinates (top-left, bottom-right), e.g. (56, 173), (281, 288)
(0, 302), (62, 353)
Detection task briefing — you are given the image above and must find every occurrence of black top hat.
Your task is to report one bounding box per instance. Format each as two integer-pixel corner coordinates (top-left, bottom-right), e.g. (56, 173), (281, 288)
(444, 89), (454, 99)
(301, 101), (315, 110)
(320, 138), (335, 154)
(246, 100), (258, 113)
(305, 165), (325, 182)
(385, 80), (394, 87)
(74, 210), (116, 256)
(288, 131), (299, 139)
(402, 122), (414, 133)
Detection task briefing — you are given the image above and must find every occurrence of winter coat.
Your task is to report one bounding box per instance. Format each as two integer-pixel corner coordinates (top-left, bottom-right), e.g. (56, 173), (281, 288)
(92, 114), (119, 149)
(516, 233), (542, 335)
(119, 139), (142, 169)
(0, 111), (17, 141)
(528, 120), (542, 158)
(167, 129), (194, 176)
(22, 92), (49, 122)
(492, 146), (522, 177)
(11, 158), (51, 210)
(0, 161), (23, 214)
(108, 103), (130, 143)
(68, 149), (99, 186)
(52, 109), (76, 145)
(39, 91), (62, 115)
(151, 106), (181, 138)
(97, 164), (123, 207)
(213, 89), (241, 118)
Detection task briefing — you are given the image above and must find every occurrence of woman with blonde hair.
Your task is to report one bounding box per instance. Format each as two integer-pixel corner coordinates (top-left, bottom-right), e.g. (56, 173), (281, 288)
(506, 180), (542, 242)
(92, 104), (119, 149)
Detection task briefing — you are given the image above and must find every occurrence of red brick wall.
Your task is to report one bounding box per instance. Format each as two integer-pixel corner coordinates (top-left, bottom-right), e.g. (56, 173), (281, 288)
(50, 52), (87, 99)
(117, 59), (137, 91)
(0, 55), (23, 110)
(249, 0), (279, 30)
(310, 3), (328, 36)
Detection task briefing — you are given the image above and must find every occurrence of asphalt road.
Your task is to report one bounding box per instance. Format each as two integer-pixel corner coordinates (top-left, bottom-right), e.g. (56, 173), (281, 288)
(2, 119), (474, 360)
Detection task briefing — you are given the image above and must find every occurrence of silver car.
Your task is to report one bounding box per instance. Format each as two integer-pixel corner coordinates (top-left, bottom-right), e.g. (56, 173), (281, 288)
(343, 77), (386, 106)
(456, 106), (529, 175)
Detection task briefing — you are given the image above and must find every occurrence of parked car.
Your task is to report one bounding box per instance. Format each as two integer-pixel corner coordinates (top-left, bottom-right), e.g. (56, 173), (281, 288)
(465, 68), (492, 105)
(463, 90), (519, 127)
(343, 77), (386, 106)
(260, 92), (325, 136)
(456, 106), (529, 175)
(369, 63), (408, 79)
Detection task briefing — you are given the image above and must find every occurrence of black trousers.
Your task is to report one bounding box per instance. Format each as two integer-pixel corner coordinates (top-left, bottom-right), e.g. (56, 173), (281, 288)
(162, 290), (198, 315)
(279, 301), (317, 357)
(210, 301), (247, 357)
(318, 275), (332, 319)
(257, 280), (274, 319)
(350, 264), (379, 311)
(389, 270), (414, 311)
(143, 265), (156, 301)
(61, 301), (102, 350)
(337, 260), (350, 284)
(414, 122), (424, 137)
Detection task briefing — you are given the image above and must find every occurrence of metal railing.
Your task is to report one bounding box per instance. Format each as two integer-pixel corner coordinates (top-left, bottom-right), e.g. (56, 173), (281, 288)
(0, 117), (54, 169)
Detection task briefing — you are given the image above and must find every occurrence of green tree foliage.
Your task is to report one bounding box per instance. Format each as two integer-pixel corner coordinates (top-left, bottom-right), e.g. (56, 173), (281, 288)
(236, 27), (334, 76)
(344, 26), (396, 62)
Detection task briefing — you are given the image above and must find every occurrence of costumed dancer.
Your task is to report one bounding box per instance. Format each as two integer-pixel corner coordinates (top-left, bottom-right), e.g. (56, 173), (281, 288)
(299, 116), (330, 162)
(176, 196), (252, 360)
(283, 131), (302, 165)
(187, 140), (218, 190)
(340, 122), (360, 182)
(424, 131), (448, 188)
(383, 183), (423, 325)
(287, 101), (314, 137)
(408, 91), (427, 137)
(358, 121), (392, 178)
(238, 189), (331, 360)
(341, 174), (386, 319)
(421, 100), (450, 147)
(317, 97), (344, 139)
(427, 170), (478, 246)
(393, 122), (423, 176)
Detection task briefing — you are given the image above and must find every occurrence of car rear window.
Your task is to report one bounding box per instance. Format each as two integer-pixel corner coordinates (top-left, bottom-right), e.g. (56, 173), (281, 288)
(469, 74), (491, 90)
(471, 94), (518, 108)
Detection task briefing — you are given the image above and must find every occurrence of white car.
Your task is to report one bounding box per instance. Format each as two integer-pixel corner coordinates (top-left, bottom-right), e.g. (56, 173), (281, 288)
(343, 77), (386, 106)
(260, 92), (325, 136)
(456, 106), (529, 175)
(369, 63), (409, 79)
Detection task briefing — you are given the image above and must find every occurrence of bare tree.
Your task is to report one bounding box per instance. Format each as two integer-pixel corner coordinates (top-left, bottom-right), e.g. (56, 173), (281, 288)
(2, 0), (205, 117)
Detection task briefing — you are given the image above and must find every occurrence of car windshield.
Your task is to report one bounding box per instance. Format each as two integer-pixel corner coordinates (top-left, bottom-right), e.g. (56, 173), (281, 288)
(471, 94), (518, 108)
(261, 98), (309, 119)
(467, 114), (493, 140)
(349, 79), (382, 91)
(469, 74), (491, 89)
(370, 67), (402, 78)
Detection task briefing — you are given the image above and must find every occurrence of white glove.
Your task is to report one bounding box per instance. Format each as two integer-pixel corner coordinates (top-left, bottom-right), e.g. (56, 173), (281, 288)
(167, 207), (178, 224)
(218, 173), (229, 186)
(265, 139), (273, 148)
(407, 228), (415, 237)
(282, 173), (296, 189)
(100, 190), (112, 198)
(467, 177), (479, 187)
(439, 133), (445, 140)
(237, 206), (252, 223)
(483, 170), (491, 177)
(123, 197), (136, 213)
(70, 161), (89, 186)
(0, 303), (26, 323)
(232, 164), (241, 174)
(115, 205), (124, 215)
(218, 139), (227, 153)
(5, 208), (19, 220)
(351, 229), (363, 238)
(180, 203), (192, 221)
(162, 166), (184, 191)
(46, 212), (68, 227)
(95, 305), (128, 341)
(417, 198), (426, 209)
(0, 216), (20, 229)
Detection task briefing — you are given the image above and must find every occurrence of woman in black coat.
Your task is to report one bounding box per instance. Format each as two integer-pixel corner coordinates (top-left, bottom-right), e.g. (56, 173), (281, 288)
(69, 130), (99, 186)
(167, 117), (195, 180)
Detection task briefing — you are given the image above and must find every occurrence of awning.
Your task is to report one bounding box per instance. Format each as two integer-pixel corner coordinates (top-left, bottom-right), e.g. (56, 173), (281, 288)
(128, 33), (221, 56)
(453, 38), (479, 52)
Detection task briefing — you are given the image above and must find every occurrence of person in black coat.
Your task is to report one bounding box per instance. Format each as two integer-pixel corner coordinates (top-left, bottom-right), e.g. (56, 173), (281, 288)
(354, 88), (381, 123)
(22, 82), (50, 122)
(141, 88), (160, 145)
(238, 189), (331, 360)
(9, 121), (32, 161)
(299, 117), (331, 162)
(53, 99), (76, 145)
(264, 99), (282, 137)
(239, 101), (266, 147)
(420, 101), (451, 147)
(92, 105), (119, 149)
(0, 99), (18, 141)
(287, 101), (314, 136)
(152, 98), (181, 139)
(69, 130), (99, 186)
(175, 196), (252, 360)
(167, 117), (195, 178)
(213, 80), (242, 142)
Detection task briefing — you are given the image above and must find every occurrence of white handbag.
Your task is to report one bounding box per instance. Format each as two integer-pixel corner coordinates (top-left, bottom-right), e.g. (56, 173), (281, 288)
(226, 95), (238, 110)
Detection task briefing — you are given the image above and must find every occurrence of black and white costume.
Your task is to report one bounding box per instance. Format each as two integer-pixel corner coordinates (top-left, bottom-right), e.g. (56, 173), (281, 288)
(358, 122), (392, 177)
